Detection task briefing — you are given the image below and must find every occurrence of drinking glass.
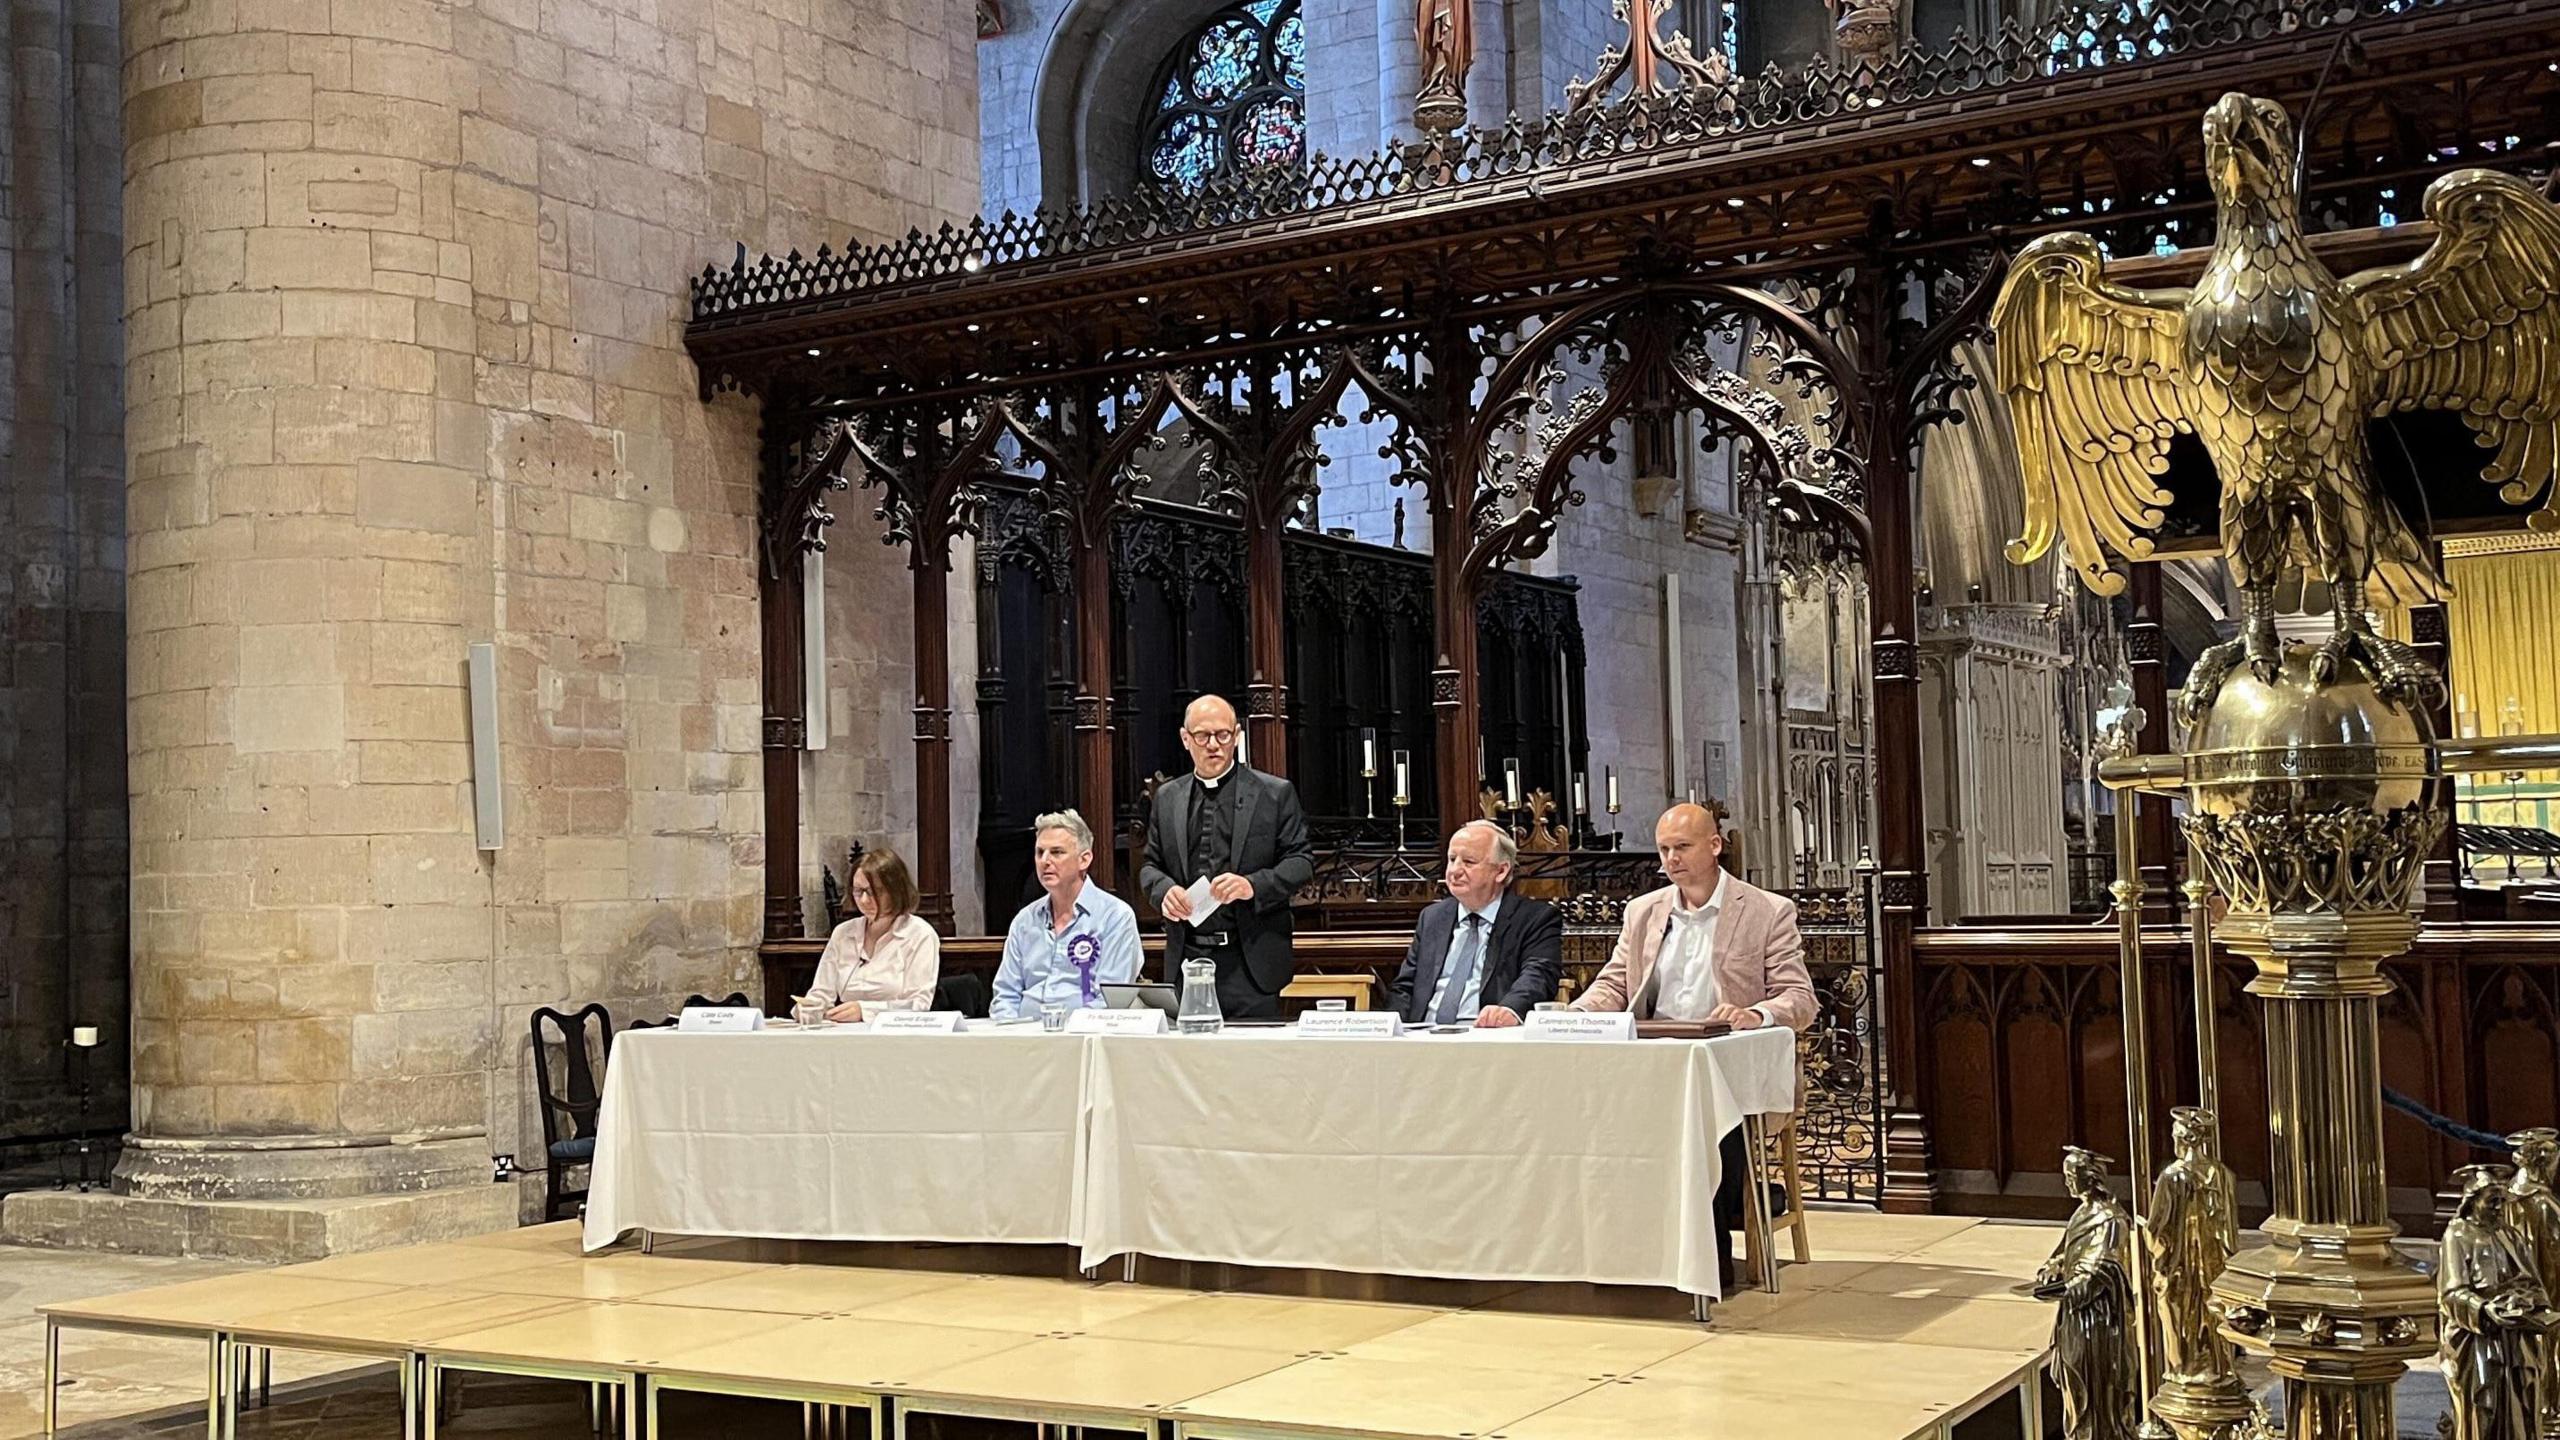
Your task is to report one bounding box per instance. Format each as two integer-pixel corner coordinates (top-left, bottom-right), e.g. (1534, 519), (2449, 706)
(1040, 1005), (1069, 1033)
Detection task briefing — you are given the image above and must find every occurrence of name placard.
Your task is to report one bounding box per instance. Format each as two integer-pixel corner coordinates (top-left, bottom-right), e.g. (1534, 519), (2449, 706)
(1522, 1009), (1634, 1042)
(676, 1006), (765, 1033)
(871, 1011), (964, 1034)
(1296, 1011), (1403, 1038)
(1065, 1008), (1169, 1035)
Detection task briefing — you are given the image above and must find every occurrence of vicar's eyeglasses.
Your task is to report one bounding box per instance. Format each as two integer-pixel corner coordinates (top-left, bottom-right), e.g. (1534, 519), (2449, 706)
(1187, 728), (1237, 746)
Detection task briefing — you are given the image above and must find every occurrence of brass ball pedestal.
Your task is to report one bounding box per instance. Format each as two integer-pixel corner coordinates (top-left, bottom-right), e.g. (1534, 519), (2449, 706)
(2185, 650), (2439, 1440)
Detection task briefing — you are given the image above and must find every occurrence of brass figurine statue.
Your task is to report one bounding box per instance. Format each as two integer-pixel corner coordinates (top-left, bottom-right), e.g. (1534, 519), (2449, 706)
(2037, 1147), (2143, 1440)
(2442, 1164), (2560, 1440)
(2147, 1108), (2253, 1440)
(1996, 91), (2560, 1440)
(1996, 92), (2560, 726)
(2505, 1131), (2560, 1438)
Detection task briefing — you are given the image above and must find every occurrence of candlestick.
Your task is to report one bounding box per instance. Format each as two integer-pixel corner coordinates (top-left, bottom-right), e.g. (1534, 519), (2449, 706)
(1391, 749), (1413, 853)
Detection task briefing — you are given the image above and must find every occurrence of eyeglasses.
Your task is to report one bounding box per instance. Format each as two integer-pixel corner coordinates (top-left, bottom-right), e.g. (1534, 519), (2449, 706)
(1186, 729), (1237, 746)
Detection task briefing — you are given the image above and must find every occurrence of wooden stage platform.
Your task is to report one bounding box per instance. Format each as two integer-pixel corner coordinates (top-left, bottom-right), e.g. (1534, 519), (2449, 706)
(39, 1211), (2059, 1439)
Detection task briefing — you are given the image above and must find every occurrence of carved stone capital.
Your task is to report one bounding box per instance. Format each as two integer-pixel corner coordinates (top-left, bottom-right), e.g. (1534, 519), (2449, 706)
(762, 715), (806, 750)
(1431, 666), (1462, 708)
(912, 704), (951, 742)
(1072, 692), (1106, 731)
(1872, 638), (1916, 682)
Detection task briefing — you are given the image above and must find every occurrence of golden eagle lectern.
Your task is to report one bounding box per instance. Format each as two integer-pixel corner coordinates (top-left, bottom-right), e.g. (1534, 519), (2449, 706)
(1997, 92), (2560, 721)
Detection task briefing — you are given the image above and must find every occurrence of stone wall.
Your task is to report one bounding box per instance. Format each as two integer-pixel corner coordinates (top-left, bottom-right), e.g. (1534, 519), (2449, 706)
(1, 0), (126, 1150)
(119, 0), (973, 1204)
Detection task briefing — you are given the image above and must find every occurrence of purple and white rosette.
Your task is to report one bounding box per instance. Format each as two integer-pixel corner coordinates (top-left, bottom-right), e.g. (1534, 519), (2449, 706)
(1065, 932), (1102, 1005)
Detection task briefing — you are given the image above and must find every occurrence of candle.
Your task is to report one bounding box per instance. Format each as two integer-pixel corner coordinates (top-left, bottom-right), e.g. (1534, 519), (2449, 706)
(1573, 776), (1587, 815)
(1503, 758), (1521, 807)
(71, 1026), (98, 1048)
(1393, 751), (1411, 805)
(1606, 766), (1620, 811)
(1361, 728), (1377, 776)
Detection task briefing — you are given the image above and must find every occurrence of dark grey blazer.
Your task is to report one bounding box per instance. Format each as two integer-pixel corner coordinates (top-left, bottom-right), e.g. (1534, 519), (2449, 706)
(1386, 895), (1565, 1023)
(1138, 765), (1315, 995)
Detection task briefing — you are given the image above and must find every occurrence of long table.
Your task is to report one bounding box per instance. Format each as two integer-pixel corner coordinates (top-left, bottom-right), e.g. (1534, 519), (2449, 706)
(581, 1025), (1798, 1301)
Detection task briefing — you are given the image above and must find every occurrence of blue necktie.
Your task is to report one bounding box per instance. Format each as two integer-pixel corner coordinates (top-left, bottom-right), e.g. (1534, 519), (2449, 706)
(1433, 914), (1485, 1025)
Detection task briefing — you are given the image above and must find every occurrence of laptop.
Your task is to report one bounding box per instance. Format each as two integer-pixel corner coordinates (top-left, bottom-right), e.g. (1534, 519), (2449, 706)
(1100, 982), (1181, 1018)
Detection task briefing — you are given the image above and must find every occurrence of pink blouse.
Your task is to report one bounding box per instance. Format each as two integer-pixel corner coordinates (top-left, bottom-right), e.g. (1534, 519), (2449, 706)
(807, 912), (941, 1012)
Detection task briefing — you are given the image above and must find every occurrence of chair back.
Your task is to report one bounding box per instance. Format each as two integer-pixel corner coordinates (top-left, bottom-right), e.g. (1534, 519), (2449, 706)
(932, 971), (990, 1019)
(529, 1003), (613, 1154)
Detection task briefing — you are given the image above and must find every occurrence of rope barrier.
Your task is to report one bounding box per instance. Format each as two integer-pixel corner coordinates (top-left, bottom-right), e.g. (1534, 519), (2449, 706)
(2382, 1085), (2513, 1154)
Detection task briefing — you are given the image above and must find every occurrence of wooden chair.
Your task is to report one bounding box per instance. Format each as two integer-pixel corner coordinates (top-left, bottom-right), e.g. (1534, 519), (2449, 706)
(1742, 1112), (1816, 1282)
(529, 1003), (613, 1223)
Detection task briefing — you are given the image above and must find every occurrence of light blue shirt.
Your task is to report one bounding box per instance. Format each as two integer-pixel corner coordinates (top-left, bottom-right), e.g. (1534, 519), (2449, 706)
(1424, 895), (1503, 1021)
(991, 882), (1142, 1020)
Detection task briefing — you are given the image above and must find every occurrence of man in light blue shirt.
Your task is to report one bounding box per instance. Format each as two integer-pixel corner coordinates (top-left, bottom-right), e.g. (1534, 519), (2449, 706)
(991, 809), (1142, 1020)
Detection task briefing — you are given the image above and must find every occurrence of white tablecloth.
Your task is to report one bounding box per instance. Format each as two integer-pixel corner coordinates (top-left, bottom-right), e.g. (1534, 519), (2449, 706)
(581, 1024), (1797, 1298)
(581, 1029), (1087, 1252)
(1077, 1027), (1797, 1298)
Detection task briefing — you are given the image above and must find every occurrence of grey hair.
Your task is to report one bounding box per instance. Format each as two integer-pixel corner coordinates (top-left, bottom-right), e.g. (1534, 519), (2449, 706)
(1033, 809), (1095, 852)
(1454, 818), (1518, 868)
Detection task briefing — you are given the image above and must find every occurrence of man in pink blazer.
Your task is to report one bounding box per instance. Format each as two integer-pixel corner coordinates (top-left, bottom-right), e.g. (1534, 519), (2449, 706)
(1574, 801), (1813, 1290)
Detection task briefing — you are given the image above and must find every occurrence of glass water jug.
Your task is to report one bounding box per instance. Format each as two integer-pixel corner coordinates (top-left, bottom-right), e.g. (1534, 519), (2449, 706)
(1176, 956), (1224, 1034)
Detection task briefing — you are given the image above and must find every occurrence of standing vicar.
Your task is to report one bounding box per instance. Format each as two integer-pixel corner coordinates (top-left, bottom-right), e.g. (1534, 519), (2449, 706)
(1141, 695), (1315, 1019)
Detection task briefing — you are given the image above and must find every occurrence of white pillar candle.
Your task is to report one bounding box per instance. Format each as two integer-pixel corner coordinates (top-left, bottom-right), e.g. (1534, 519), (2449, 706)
(1393, 756), (1410, 804)
(71, 1026), (99, 1048)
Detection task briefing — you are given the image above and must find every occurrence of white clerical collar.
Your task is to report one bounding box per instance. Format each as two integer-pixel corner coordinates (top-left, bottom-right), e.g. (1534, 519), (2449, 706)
(1196, 767), (1232, 792)
(1670, 871), (1729, 921)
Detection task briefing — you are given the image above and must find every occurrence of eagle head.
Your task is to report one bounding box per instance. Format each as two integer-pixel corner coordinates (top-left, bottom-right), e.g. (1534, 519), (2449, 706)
(2201, 92), (2295, 208)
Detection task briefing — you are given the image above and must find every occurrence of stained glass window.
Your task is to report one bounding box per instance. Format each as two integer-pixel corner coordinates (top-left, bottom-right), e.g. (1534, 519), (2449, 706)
(1143, 0), (1306, 191)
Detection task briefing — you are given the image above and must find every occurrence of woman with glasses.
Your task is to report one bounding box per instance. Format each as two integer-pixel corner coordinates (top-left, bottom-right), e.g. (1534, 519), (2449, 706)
(809, 846), (941, 1021)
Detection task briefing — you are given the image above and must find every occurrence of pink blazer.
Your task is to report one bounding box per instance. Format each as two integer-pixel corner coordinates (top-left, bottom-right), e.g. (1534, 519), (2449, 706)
(1570, 876), (1817, 1033)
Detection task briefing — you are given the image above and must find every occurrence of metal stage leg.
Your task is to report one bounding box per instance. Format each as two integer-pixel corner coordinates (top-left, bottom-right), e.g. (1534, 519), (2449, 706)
(593, 1381), (606, 1436)
(400, 1354), (419, 1440)
(645, 1377), (662, 1440)
(423, 1362), (440, 1440)
(1122, 1252), (1136, 1284)
(639, 1229), (655, 1256)
(257, 1347), (270, 1407)
(622, 1377), (640, 1440)
(1693, 1292), (1710, 1324)
(204, 1334), (225, 1440)
(2019, 1368), (2046, 1440)
(41, 1317), (58, 1438)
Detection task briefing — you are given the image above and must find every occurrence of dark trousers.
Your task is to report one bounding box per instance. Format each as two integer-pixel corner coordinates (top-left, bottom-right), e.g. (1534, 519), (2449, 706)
(1715, 1125), (1748, 1291)
(1198, 940), (1281, 1019)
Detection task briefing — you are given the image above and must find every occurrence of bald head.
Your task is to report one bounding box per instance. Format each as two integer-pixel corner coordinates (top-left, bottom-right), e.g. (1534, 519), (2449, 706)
(1654, 802), (1726, 904)
(1180, 694), (1240, 780)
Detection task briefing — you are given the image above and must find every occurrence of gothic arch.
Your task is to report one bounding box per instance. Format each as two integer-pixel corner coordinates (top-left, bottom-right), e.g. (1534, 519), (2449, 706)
(1033, 0), (1261, 210)
(1918, 338), (2048, 607)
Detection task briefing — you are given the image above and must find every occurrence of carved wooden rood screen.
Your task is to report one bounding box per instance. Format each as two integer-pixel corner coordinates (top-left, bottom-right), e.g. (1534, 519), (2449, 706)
(688, 0), (2560, 1215)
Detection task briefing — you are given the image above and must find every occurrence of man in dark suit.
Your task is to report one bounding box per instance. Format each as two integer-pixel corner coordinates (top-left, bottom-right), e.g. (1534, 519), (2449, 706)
(1387, 820), (1563, 1027)
(1139, 695), (1315, 1020)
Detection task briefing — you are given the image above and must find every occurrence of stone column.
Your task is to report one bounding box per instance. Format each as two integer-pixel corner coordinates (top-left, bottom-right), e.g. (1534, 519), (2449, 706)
(106, 0), (513, 1230)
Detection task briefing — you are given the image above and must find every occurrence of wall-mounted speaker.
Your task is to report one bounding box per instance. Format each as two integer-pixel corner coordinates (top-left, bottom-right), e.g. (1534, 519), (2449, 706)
(468, 641), (503, 850)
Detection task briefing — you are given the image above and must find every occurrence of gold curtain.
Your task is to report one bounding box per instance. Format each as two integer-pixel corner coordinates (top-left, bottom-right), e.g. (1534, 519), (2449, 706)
(2448, 544), (2560, 734)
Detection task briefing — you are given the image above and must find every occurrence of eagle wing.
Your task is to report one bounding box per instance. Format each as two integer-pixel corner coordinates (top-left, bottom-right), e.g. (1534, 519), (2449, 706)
(2350, 169), (2560, 529)
(1993, 232), (2192, 596)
